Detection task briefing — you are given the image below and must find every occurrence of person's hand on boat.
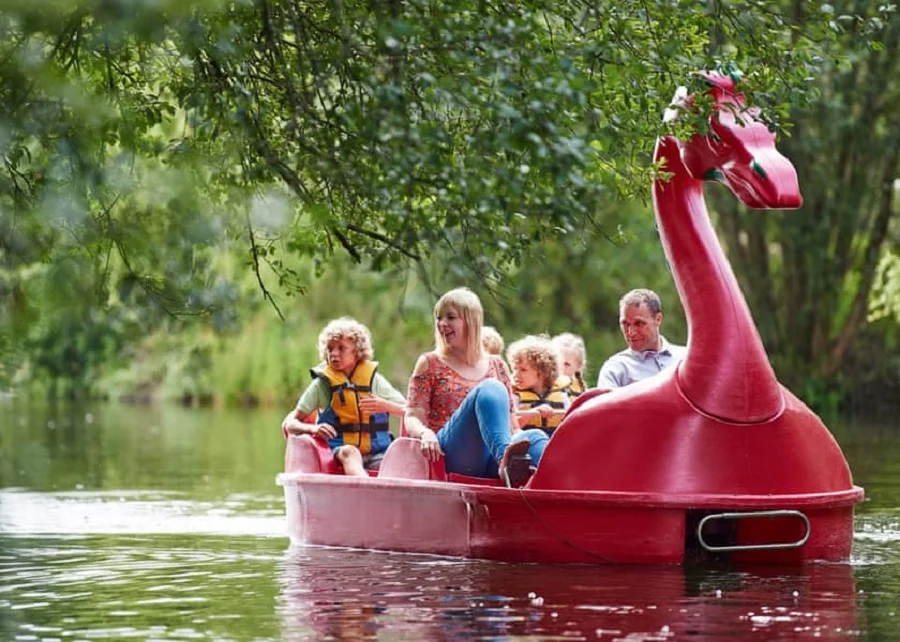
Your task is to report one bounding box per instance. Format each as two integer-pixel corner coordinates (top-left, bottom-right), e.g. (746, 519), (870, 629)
(313, 423), (338, 440)
(419, 428), (443, 461)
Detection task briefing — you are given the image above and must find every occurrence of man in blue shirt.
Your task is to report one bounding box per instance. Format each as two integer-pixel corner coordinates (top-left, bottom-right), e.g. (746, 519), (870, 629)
(596, 289), (686, 389)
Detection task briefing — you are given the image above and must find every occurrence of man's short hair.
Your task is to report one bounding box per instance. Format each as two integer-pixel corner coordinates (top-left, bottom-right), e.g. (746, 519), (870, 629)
(619, 288), (662, 316)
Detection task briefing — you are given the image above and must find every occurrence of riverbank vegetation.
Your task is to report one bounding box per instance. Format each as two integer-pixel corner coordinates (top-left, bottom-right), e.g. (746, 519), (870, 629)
(1, 1), (898, 416)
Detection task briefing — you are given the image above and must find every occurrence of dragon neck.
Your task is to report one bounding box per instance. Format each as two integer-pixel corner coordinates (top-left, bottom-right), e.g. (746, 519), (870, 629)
(653, 136), (783, 423)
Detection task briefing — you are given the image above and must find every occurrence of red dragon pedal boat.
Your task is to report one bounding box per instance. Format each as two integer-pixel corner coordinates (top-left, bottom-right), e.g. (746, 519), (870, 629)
(276, 73), (864, 565)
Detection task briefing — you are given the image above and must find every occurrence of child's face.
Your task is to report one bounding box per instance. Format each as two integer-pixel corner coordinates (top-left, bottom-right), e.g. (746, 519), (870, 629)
(326, 337), (358, 375)
(559, 349), (583, 377)
(512, 360), (541, 391)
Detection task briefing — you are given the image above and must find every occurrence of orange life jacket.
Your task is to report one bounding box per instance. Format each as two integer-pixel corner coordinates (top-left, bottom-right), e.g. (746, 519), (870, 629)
(311, 361), (390, 455)
(514, 377), (569, 433)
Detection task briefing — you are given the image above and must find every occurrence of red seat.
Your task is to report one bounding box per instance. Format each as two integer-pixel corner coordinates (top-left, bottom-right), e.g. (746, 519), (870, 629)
(394, 420), (502, 485)
(284, 434), (340, 474)
(378, 437), (447, 481)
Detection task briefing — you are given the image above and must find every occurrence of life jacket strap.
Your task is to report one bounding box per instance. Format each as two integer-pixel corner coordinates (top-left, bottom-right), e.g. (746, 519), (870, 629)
(331, 382), (373, 404)
(335, 422), (390, 434)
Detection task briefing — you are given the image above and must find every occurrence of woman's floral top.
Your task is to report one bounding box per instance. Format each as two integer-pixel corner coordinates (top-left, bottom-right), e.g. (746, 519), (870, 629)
(407, 352), (515, 432)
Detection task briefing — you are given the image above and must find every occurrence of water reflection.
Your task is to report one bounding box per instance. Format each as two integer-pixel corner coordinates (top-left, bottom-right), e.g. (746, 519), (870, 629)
(3, 402), (900, 640)
(0, 401), (286, 496)
(277, 547), (861, 640)
(0, 488), (285, 537)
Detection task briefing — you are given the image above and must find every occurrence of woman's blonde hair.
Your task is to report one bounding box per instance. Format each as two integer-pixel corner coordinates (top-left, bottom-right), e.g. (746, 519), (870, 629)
(506, 334), (559, 390)
(318, 317), (374, 363)
(552, 332), (587, 375)
(434, 287), (483, 366)
(482, 326), (504, 356)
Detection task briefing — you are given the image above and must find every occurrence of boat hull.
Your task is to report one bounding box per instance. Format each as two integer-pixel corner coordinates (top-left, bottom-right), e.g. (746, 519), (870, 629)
(277, 436), (862, 565)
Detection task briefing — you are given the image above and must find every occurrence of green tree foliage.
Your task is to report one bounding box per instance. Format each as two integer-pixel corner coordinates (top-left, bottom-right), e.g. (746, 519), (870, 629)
(711, 2), (900, 394)
(477, 199), (687, 374)
(174, 0), (856, 275)
(0, 0), (894, 398)
(870, 251), (900, 325)
(0, 0), (244, 389)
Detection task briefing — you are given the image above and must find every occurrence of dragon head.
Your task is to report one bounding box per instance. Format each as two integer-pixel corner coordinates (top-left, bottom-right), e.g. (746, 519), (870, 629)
(663, 72), (803, 210)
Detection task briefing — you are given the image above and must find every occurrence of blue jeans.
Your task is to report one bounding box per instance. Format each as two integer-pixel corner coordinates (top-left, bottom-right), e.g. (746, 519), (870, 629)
(437, 379), (550, 478)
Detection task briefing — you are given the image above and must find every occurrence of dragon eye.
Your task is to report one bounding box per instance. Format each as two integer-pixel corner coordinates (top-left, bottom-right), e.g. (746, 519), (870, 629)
(751, 160), (767, 179)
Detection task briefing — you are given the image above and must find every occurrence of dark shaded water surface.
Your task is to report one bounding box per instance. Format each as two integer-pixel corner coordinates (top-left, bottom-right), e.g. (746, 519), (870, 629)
(1, 401), (898, 640)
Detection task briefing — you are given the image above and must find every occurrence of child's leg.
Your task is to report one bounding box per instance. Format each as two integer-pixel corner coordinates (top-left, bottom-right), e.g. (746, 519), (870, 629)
(437, 379), (512, 477)
(335, 445), (368, 477)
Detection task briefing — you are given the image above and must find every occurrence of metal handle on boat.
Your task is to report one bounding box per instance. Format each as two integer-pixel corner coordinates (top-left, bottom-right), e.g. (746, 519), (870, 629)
(696, 510), (810, 552)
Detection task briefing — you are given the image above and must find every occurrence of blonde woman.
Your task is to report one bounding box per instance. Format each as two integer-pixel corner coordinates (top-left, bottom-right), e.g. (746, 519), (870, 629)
(403, 288), (549, 488)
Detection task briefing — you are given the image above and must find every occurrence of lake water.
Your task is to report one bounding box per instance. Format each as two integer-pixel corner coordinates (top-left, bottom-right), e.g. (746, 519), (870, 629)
(1, 400), (899, 640)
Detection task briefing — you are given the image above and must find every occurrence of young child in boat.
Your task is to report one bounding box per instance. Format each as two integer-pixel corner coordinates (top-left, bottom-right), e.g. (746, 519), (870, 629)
(481, 326), (505, 357)
(281, 317), (406, 477)
(507, 334), (570, 435)
(552, 332), (588, 399)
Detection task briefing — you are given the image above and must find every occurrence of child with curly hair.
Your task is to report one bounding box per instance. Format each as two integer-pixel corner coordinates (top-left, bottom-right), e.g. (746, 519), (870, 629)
(507, 334), (571, 435)
(281, 317), (405, 477)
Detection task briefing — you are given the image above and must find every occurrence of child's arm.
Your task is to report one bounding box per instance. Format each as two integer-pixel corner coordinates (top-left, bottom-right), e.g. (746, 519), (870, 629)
(515, 408), (544, 428)
(511, 392), (530, 429)
(532, 404), (567, 421)
(359, 395), (405, 417)
(513, 398), (567, 427)
(361, 372), (407, 417)
(281, 379), (338, 440)
(281, 409), (338, 440)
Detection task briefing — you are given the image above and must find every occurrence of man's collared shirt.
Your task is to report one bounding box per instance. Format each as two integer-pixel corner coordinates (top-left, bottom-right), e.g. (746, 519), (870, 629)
(596, 336), (687, 389)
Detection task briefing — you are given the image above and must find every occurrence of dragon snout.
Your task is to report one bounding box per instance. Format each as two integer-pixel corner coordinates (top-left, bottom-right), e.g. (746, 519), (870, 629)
(772, 187), (803, 210)
(751, 149), (803, 210)
(720, 149), (803, 210)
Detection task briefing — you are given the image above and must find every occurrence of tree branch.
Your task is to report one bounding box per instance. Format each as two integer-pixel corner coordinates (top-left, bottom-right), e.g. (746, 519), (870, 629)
(330, 225), (361, 263)
(247, 213), (284, 320)
(346, 223), (421, 260)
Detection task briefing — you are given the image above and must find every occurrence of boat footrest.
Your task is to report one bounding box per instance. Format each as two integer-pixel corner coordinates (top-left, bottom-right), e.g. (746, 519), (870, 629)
(697, 509), (811, 552)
